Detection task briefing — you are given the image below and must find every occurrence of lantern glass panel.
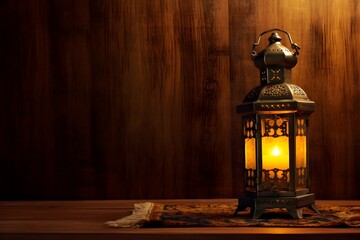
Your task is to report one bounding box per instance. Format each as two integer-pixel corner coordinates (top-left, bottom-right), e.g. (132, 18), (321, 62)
(296, 117), (307, 189)
(262, 136), (289, 171)
(260, 115), (290, 191)
(261, 116), (289, 171)
(245, 138), (256, 169)
(296, 136), (306, 168)
(244, 117), (257, 190)
(243, 117), (256, 170)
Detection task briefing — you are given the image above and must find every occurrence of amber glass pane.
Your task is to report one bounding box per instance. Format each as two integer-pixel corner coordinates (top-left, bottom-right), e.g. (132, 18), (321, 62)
(262, 136), (289, 170)
(296, 117), (307, 189)
(245, 138), (256, 169)
(261, 116), (289, 171)
(296, 136), (307, 168)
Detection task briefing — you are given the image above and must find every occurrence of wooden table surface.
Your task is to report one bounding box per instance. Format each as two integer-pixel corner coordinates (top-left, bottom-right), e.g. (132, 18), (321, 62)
(1, 199), (360, 240)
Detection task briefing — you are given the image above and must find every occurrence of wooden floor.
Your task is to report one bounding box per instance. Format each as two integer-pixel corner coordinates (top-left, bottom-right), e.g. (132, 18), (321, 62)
(1, 199), (360, 240)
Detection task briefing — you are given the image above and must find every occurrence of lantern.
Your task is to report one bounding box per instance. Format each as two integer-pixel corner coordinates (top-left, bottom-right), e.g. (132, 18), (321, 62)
(234, 29), (320, 219)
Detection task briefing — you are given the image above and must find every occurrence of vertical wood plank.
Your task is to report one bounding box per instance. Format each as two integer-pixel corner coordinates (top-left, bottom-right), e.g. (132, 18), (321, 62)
(0, 0), (56, 199)
(307, 0), (360, 199)
(97, 0), (231, 198)
(48, 0), (97, 198)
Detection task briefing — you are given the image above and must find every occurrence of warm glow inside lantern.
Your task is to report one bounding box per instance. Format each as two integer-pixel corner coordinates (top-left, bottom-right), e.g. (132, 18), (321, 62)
(234, 29), (320, 219)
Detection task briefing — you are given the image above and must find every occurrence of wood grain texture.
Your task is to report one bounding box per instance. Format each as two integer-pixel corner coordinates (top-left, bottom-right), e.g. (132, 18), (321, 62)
(1, 200), (360, 240)
(0, 0), (232, 199)
(0, 0), (359, 200)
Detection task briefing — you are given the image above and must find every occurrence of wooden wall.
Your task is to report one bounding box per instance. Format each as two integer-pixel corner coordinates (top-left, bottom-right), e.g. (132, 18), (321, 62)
(0, 0), (359, 200)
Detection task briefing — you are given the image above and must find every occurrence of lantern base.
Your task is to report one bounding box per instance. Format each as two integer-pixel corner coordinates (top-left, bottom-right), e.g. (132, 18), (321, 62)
(234, 193), (320, 219)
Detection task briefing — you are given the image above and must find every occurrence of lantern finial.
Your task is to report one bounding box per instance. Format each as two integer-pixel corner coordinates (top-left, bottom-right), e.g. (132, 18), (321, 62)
(253, 30), (298, 85)
(268, 32), (282, 43)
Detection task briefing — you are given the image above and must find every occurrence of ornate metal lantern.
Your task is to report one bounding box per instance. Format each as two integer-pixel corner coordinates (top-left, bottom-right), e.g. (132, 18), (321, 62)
(234, 29), (320, 219)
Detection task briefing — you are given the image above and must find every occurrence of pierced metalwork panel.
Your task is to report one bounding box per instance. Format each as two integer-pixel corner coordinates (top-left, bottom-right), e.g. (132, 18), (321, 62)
(255, 102), (295, 111)
(296, 167), (307, 188)
(245, 168), (257, 188)
(262, 84), (291, 98)
(262, 115), (288, 138)
(288, 84), (306, 96)
(296, 118), (307, 136)
(268, 68), (284, 83)
(243, 118), (256, 139)
(261, 168), (290, 191)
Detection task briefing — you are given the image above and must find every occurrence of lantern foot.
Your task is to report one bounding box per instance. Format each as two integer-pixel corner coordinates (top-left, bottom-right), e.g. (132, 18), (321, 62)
(308, 203), (321, 214)
(234, 193), (320, 219)
(286, 207), (304, 219)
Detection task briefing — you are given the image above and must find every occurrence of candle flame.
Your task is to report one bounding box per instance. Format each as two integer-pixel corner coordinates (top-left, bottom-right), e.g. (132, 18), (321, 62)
(272, 146), (281, 156)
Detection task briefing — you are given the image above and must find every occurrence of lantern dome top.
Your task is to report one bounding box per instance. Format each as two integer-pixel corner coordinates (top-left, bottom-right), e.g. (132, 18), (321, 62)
(253, 32), (298, 70)
(243, 83), (309, 102)
(237, 82), (314, 114)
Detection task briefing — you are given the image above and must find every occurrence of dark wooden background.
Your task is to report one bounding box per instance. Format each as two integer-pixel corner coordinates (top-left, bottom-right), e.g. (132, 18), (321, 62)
(0, 0), (359, 200)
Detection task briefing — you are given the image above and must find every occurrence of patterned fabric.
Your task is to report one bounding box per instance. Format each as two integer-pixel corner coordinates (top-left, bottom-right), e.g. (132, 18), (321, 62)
(146, 203), (360, 228)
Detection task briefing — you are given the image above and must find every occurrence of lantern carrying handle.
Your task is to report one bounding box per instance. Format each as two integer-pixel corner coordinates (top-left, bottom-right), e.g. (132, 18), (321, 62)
(251, 28), (300, 57)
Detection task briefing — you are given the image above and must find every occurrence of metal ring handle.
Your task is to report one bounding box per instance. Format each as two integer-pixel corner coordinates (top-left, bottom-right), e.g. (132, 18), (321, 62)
(251, 28), (300, 57)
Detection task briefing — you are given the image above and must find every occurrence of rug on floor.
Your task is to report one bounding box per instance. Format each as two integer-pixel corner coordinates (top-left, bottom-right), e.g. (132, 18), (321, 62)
(105, 202), (360, 228)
